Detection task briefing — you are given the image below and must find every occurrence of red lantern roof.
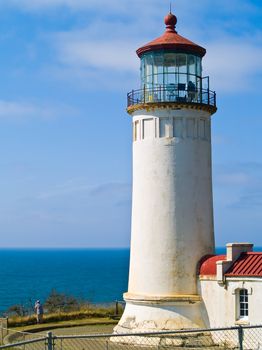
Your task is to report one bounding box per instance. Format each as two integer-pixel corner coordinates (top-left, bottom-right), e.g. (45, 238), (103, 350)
(136, 12), (206, 58)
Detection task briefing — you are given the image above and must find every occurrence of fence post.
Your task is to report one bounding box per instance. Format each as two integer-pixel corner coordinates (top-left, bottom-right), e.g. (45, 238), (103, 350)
(23, 334), (26, 350)
(115, 301), (119, 316)
(238, 326), (243, 350)
(47, 331), (53, 350)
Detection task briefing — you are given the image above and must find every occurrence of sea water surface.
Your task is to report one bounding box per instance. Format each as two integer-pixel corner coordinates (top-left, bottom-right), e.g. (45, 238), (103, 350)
(0, 247), (261, 314)
(0, 249), (129, 313)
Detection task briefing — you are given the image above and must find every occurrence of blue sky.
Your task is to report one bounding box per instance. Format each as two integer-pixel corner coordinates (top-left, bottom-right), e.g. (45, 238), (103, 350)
(0, 0), (261, 248)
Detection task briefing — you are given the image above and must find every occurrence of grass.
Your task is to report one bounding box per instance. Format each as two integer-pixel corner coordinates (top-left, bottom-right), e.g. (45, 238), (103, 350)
(8, 305), (123, 328)
(11, 317), (118, 333)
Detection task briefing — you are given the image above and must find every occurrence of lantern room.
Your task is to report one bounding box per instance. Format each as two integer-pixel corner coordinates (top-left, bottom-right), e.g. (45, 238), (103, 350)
(140, 52), (202, 89)
(127, 12), (216, 112)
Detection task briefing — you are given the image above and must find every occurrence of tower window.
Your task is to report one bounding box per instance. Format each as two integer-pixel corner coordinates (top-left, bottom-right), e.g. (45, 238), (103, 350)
(173, 118), (183, 138)
(199, 119), (206, 139)
(159, 118), (170, 138)
(133, 121), (139, 141)
(239, 289), (248, 319)
(143, 119), (155, 139)
(186, 118), (195, 138)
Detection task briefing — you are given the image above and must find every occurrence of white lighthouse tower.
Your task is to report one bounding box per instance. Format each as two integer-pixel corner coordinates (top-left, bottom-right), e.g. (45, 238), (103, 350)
(115, 11), (217, 332)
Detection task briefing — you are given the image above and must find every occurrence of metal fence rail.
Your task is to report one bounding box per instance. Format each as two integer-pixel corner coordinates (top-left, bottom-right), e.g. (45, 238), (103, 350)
(1, 325), (262, 350)
(127, 85), (216, 108)
(54, 326), (262, 350)
(0, 337), (47, 350)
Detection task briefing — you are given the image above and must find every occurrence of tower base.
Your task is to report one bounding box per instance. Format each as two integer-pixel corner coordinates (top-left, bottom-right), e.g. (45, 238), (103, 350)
(114, 293), (208, 334)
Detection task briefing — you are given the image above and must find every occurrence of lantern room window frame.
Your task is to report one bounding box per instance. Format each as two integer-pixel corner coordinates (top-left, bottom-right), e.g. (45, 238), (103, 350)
(140, 51), (203, 90)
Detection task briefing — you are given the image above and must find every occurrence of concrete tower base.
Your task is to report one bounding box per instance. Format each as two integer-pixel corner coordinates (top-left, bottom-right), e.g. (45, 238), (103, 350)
(114, 293), (207, 333)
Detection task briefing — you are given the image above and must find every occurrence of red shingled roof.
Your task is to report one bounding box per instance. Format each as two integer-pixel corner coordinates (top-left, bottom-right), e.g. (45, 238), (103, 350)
(136, 13), (206, 58)
(225, 252), (262, 277)
(199, 255), (226, 276)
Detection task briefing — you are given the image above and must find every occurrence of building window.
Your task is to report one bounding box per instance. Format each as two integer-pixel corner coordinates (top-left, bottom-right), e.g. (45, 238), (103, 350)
(239, 289), (248, 319)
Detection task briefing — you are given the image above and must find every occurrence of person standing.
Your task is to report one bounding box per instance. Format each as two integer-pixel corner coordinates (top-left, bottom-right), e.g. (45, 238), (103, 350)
(34, 300), (44, 324)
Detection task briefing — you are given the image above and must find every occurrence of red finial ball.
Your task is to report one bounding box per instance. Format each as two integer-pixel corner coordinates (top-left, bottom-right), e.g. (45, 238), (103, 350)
(164, 13), (177, 33)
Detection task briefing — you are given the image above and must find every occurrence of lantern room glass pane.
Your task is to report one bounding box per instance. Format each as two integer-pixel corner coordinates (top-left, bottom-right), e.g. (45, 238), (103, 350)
(141, 51), (202, 91)
(196, 56), (202, 76)
(177, 54), (187, 73)
(188, 55), (196, 75)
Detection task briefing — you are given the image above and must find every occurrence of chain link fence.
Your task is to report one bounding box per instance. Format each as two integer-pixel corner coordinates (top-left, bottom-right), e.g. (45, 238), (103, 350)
(0, 319), (8, 345)
(0, 325), (262, 350)
(0, 325), (46, 350)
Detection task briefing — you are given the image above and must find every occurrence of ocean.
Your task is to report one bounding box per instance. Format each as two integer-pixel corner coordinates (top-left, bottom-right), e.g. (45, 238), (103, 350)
(0, 247), (261, 314)
(0, 248), (129, 314)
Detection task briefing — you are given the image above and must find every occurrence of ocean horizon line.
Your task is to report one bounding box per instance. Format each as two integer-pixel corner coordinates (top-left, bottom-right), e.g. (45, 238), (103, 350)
(0, 246), (261, 250)
(0, 246), (131, 250)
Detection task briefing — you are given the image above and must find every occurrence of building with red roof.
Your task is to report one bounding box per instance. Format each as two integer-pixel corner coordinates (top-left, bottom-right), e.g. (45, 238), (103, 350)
(198, 243), (262, 329)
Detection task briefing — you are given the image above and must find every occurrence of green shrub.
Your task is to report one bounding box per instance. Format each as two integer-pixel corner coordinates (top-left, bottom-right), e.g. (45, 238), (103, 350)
(44, 289), (79, 313)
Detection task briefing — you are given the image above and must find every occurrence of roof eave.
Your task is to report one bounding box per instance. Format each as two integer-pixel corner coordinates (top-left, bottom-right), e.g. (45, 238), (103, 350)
(136, 44), (206, 58)
(225, 274), (262, 278)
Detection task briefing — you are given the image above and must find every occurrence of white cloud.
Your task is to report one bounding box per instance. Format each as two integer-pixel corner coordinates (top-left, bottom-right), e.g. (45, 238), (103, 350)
(204, 40), (262, 92)
(37, 181), (90, 199)
(232, 191), (262, 209)
(216, 172), (250, 186)
(48, 8), (262, 93)
(47, 20), (142, 90)
(214, 162), (262, 187)
(213, 162), (262, 213)
(0, 99), (79, 120)
(5, 0), (262, 93)
(56, 38), (138, 72)
(3, 0), (258, 18)
(1, 0), (162, 15)
(37, 180), (131, 201)
(52, 18), (146, 73)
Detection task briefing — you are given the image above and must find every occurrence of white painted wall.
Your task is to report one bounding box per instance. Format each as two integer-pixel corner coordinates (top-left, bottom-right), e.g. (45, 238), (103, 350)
(129, 108), (214, 297)
(115, 106), (215, 332)
(199, 277), (262, 328)
(117, 299), (206, 332)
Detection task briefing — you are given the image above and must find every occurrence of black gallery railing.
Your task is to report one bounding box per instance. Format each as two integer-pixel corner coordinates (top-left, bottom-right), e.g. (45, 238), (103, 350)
(127, 85), (216, 108)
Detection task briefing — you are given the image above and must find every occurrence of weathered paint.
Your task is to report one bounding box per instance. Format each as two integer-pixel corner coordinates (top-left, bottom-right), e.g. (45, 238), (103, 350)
(127, 102), (217, 116)
(199, 278), (262, 328)
(116, 300), (206, 333)
(115, 106), (215, 332)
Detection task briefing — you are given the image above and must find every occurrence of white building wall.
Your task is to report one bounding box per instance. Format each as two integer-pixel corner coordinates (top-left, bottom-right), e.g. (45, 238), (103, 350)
(199, 277), (262, 328)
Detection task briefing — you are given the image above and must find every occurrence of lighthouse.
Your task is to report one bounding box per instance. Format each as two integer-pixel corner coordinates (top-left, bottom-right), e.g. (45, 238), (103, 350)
(115, 11), (217, 332)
